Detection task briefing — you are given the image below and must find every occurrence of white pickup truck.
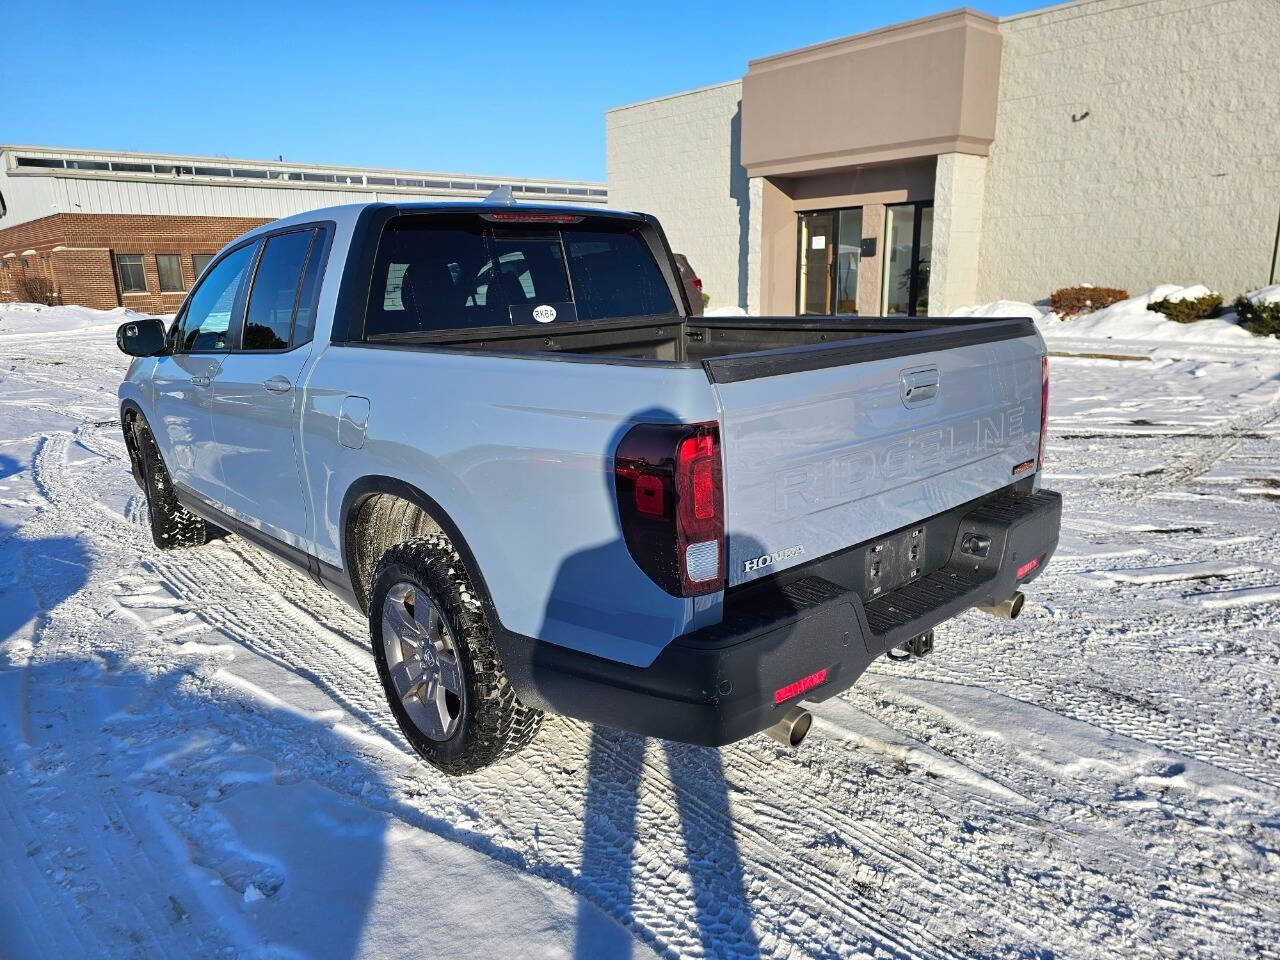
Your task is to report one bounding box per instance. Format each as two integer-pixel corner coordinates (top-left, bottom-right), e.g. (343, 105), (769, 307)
(116, 200), (1061, 774)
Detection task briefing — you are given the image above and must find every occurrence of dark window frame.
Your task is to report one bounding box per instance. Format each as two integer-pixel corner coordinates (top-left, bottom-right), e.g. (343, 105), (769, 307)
(191, 253), (216, 279)
(155, 253), (185, 293)
(15, 156), (66, 169)
(116, 253), (147, 294)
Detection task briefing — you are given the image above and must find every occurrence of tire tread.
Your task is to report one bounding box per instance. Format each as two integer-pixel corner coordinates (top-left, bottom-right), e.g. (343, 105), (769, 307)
(372, 534), (542, 774)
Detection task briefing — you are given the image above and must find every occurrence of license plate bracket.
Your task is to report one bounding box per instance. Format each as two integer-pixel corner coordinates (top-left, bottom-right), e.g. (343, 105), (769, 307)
(864, 525), (926, 598)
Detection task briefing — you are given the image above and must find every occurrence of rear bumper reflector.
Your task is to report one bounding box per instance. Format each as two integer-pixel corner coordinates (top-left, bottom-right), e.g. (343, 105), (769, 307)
(774, 668), (828, 705)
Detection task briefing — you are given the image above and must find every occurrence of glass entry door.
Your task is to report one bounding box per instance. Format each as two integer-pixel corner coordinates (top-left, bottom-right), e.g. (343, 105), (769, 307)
(882, 201), (933, 316)
(797, 211), (835, 315)
(797, 208), (863, 315)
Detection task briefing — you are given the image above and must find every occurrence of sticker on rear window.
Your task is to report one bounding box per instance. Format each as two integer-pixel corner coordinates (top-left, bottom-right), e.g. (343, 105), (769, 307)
(533, 304), (557, 323)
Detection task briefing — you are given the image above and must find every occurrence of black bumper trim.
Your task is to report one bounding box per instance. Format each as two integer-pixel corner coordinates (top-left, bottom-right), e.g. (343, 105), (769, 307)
(494, 487), (1062, 747)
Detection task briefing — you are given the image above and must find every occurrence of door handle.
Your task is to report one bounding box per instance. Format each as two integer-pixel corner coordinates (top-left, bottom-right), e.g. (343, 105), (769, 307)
(263, 376), (293, 394)
(191, 375), (212, 387)
(901, 367), (940, 407)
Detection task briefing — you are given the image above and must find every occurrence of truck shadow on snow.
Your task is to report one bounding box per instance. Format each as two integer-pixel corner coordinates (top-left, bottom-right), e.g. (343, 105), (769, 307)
(0, 651), (392, 959)
(529, 409), (796, 959)
(0, 453), (24, 481)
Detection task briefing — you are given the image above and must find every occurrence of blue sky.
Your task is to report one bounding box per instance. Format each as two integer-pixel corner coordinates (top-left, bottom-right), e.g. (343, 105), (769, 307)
(2, 0), (1044, 181)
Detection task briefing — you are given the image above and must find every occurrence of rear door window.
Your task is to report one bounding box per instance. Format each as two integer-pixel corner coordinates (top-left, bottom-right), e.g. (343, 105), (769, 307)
(365, 216), (676, 337)
(242, 229), (315, 350)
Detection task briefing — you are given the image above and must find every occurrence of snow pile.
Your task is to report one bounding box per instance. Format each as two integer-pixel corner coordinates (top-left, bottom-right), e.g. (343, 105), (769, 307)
(0, 302), (158, 338)
(953, 284), (1280, 349)
(1040, 284), (1255, 345)
(949, 299), (1042, 320)
(1242, 283), (1280, 306)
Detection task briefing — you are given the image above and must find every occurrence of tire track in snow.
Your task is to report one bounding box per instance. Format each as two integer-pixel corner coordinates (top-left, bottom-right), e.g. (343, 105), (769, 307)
(1084, 397), (1280, 502)
(39, 419), (1043, 959)
(8, 335), (1276, 959)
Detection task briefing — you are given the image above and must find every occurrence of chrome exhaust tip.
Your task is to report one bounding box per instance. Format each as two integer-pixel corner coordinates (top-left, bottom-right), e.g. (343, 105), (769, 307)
(764, 706), (812, 748)
(978, 591), (1026, 620)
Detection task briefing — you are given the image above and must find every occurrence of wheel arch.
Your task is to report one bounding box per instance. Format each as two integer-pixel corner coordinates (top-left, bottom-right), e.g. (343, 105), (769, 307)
(118, 398), (147, 486)
(339, 475), (498, 620)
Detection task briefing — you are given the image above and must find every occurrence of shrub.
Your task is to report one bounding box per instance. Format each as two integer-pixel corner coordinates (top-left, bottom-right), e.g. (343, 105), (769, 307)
(1147, 293), (1222, 324)
(701, 292), (710, 308)
(13, 273), (60, 306)
(1050, 286), (1128, 316)
(1234, 295), (1280, 338)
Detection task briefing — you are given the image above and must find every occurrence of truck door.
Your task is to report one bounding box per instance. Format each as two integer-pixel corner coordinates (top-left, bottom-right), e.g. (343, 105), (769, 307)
(211, 227), (327, 550)
(151, 243), (256, 506)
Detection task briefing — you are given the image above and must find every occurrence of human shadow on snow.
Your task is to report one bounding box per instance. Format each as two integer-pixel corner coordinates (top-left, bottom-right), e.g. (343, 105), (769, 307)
(0, 521), (90, 651)
(530, 408), (767, 959)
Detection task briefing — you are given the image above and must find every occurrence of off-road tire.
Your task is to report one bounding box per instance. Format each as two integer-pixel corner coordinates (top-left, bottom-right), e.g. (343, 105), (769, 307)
(369, 535), (543, 775)
(131, 417), (209, 550)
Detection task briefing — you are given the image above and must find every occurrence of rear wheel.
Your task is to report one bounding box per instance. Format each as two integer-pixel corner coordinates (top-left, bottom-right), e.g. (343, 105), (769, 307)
(369, 535), (542, 775)
(130, 417), (209, 550)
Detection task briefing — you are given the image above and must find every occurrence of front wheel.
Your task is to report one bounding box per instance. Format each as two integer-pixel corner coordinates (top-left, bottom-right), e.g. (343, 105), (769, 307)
(130, 417), (208, 550)
(369, 535), (543, 775)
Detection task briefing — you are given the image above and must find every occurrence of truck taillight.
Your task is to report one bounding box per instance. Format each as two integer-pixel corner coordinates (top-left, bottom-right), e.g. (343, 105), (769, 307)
(1038, 355), (1050, 470)
(615, 421), (724, 597)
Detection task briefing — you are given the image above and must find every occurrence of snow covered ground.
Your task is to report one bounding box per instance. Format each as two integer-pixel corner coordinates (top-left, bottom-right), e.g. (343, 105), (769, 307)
(1, 306), (1279, 958)
(0, 302), (153, 339)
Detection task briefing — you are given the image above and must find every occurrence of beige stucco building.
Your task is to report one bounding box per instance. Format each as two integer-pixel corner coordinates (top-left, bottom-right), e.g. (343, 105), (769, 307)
(607, 0), (1280, 316)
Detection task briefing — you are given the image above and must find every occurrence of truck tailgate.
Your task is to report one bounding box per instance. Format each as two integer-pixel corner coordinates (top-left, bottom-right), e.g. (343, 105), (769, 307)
(706, 322), (1045, 587)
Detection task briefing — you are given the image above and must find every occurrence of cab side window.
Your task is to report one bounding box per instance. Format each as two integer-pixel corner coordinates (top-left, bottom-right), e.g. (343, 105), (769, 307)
(177, 244), (255, 352)
(242, 230), (316, 351)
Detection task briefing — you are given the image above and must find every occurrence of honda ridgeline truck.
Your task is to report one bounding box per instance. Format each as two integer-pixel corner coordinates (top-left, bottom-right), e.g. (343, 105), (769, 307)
(116, 201), (1061, 774)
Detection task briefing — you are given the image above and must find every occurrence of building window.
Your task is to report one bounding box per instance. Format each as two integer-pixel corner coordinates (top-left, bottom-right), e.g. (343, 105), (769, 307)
(15, 156), (67, 169)
(192, 253), (216, 278)
(116, 254), (147, 294)
(156, 254), (184, 292)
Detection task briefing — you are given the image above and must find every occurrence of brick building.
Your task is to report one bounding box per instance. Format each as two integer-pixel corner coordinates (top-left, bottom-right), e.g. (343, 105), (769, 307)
(0, 212), (269, 313)
(606, 0), (1280, 315)
(0, 146), (607, 311)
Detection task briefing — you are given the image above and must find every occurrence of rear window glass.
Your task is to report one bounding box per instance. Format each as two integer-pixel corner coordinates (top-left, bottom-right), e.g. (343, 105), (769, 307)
(365, 217), (677, 336)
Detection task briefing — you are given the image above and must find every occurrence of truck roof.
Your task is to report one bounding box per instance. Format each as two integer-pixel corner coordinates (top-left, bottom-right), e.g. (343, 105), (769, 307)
(247, 201), (646, 241)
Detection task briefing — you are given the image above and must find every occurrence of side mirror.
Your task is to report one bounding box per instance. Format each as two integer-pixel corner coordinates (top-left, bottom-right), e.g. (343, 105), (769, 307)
(116, 317), (168, 357)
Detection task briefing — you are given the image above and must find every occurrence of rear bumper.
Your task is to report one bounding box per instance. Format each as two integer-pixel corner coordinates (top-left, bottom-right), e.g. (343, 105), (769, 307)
(497, 487), (1062, 746)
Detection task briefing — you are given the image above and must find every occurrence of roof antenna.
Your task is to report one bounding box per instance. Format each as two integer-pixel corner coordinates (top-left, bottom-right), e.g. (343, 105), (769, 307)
(483, 184), (517, 206)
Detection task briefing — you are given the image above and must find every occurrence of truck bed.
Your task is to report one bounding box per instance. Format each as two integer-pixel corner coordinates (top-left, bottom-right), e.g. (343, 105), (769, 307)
(364, 314), (1035, 367)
